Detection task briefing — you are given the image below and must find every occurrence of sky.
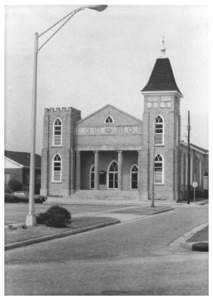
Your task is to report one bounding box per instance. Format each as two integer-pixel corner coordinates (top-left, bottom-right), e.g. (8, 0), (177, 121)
(5, 5), (208, 154)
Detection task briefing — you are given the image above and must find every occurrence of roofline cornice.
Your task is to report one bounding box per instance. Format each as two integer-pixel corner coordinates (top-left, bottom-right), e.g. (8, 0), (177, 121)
(141, 90), (183, 98)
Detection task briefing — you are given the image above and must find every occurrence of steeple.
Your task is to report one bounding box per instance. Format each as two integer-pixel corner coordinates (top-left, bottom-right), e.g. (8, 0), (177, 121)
(142, 45), (182, 96)
(160, 36), (166, 57)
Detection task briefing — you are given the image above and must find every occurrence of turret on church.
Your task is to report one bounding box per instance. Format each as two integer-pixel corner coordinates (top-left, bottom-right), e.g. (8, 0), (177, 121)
(40, 50), (208, 202)
(141, 55), (182, 201)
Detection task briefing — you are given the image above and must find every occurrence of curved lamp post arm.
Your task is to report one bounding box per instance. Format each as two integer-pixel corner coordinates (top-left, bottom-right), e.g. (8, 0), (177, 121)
(38, 7), (82, 38)
(38, 5), (107, 52)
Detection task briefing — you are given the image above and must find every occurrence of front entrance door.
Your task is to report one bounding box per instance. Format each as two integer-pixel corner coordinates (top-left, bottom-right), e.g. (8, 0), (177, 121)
(108, 161), (118, 189)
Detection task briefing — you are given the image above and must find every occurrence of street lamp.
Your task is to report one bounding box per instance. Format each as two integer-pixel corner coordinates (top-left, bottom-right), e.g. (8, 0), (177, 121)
(25, 5), (107, 226)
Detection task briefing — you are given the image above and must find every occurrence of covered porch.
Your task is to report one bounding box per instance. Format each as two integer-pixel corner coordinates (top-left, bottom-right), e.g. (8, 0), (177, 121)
(75, 150), (141, 192)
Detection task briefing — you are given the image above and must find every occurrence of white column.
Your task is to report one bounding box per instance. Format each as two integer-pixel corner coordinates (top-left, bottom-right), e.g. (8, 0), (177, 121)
(94, 150), (99, 190)
(118, 150), (123, 190)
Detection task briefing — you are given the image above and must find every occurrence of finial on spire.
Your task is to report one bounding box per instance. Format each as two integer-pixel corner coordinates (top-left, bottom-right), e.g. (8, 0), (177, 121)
(161, 36), (166, 57)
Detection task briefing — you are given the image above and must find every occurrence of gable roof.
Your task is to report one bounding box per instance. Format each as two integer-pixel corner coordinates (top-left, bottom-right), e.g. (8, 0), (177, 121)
(78, 104), (142, 126)
(5, 150), (41, 168)
(142, 58), (182, 96)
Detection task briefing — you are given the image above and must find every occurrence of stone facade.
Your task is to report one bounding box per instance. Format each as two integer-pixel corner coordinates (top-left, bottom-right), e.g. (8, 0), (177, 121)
(40, 56), (208, 201)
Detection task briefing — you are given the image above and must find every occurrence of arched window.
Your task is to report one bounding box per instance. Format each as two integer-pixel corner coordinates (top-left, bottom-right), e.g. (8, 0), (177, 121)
(155, 115), (164, 145)
(154, 154), (164, 184)
(52, 154), (62, 182)
(105, 116), (113, 124)
(90, 164), (95, 189)
(108, 160), (118, 188)
(53, 118), (62, 146)
(130, 164), (138, 189)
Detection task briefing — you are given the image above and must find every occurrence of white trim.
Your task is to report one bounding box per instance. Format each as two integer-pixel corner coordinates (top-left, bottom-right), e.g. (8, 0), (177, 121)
(107, 160), (118, 189)
(154, 154), (164, 185)
(52, 117), (63, 147)
(89, 164), (95, 189)
(155, 114), (164, 146)
(130, 164), (138, 190)
(52, 153), (62, 183)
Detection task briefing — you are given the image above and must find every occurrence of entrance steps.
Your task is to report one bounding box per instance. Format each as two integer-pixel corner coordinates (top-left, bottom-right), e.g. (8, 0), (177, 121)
(71, 190), (139, 201)
(46, 190), (140, 204)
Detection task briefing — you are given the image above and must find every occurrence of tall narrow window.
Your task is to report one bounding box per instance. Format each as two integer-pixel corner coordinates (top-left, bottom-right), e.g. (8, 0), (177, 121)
(52, 154), (62, 182)
(90, 164), (95, 189)
(130, 164), (138, 189)
(108, 161), (118, 188)
(154, 154), (163, 184)
(53, 118), (62, 146)
(105, 116), (113, 124)
(155, 115), (164, 145)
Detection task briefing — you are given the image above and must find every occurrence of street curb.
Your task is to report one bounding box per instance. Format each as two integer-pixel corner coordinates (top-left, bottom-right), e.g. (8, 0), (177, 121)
(181, 240), (208, 251)
(5, 219), (120, 251)
(169, 222), (208, 251)
(152, 207), (174, 214)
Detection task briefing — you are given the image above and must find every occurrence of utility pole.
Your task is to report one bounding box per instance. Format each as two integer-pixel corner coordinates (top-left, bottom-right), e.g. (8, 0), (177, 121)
(187, 110), (191, 204)
(151, 113), (155, 208)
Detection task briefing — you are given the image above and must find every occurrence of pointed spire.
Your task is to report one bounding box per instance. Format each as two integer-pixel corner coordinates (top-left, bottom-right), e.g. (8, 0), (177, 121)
(161, 36), (166, 57)
(141, 57), (182, 96)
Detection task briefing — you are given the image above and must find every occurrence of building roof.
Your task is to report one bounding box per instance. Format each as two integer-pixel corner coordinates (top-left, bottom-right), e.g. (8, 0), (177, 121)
(142, 57), (182, 95)
(78, 104), (142, 126)
(5, 150), (41, 169)
(180, 142), (208, 155)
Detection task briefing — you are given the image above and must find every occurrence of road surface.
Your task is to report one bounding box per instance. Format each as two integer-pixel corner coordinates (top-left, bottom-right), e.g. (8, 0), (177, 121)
(5, 205), (208, 295)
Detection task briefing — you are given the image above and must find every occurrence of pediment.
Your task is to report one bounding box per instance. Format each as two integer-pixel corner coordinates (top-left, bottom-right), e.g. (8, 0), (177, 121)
(78, 105), (142, 127)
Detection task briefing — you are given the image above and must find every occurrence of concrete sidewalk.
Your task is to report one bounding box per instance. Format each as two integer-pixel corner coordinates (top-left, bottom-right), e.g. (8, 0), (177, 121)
(45, 197), (208, 208)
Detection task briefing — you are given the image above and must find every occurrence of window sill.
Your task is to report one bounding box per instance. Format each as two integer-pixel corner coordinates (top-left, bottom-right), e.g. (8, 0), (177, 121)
(51, 181), (62, 184)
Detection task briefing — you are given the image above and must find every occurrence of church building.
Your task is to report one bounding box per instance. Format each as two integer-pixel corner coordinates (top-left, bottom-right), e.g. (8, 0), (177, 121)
(40, 51), (208, 202)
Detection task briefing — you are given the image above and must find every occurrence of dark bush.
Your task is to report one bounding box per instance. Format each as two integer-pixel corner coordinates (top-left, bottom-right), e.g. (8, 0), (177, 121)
(36, 206), (71, 227)
(8, 178), (23, 192)
(5, 193), (20, 203)
(36, 212), (49, 224)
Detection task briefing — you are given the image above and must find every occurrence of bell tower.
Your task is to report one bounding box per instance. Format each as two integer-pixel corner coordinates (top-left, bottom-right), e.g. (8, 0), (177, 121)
(141, 44), (183, 201)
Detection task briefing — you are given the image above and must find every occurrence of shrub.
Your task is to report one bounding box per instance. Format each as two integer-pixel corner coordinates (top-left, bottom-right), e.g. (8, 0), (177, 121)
(5, 193), (20, 203)
(36, 206), (71, 228)
(8, 178), (23, 192)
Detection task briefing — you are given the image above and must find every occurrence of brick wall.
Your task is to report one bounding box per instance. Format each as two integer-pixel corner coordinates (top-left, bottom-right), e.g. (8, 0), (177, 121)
(40, 107), (81, 196)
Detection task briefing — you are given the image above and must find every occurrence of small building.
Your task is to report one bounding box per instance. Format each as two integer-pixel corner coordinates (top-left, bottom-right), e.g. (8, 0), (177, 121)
(5, 150), (41, 193)
(40, 51), (208, 201)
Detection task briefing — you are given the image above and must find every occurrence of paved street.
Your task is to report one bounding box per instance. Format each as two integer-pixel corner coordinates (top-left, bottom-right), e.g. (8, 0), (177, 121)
(5, 205), (208, 295)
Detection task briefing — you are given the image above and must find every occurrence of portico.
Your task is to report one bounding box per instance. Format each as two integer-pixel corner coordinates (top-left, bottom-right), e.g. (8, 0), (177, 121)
(76, 149), (140, 191)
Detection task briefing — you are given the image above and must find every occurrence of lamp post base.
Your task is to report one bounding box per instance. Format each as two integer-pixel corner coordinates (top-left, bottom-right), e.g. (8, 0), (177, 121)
(25, 214), (37, 226)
